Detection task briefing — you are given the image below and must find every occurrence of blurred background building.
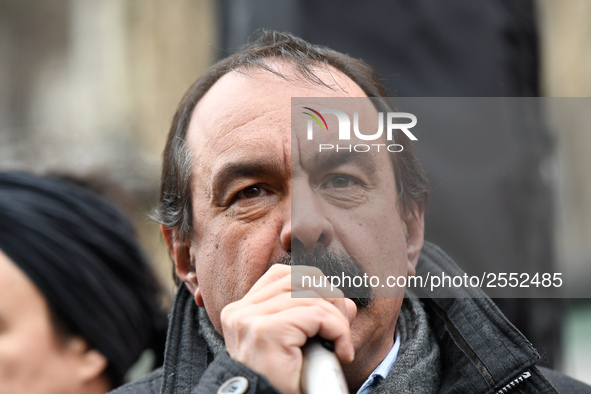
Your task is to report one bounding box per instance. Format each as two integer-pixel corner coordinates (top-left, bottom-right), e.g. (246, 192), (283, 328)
(0, 0), (589, 384)
(0, 0), (216, 284)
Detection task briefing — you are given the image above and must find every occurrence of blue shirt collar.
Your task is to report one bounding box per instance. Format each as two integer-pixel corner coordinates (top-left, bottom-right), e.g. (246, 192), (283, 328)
(356, 328), (401, 394)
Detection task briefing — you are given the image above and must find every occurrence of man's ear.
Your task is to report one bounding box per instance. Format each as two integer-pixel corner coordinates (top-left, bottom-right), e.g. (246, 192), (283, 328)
(161, 225), (199, 296)
(404, 208), (425, 277)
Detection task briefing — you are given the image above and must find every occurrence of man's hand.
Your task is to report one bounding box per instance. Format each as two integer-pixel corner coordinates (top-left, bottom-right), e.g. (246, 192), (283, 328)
(220, 264), (357, 394)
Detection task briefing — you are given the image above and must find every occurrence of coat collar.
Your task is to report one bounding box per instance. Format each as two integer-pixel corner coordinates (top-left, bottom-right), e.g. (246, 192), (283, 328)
(416, 242), (556, 393)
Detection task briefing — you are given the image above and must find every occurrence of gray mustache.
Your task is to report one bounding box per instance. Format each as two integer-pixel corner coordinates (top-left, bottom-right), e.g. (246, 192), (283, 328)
(275, 245), (373, 308)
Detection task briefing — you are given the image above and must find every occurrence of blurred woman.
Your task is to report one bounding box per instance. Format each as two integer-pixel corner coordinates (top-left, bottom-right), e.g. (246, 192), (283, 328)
(0, 171), (167, 394)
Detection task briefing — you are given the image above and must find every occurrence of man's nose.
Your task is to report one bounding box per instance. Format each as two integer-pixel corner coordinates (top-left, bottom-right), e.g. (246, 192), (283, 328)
(280, 183), (334, 252)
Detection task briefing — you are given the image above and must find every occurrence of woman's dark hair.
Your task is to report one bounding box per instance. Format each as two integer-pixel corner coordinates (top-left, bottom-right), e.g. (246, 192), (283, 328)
(0, 171), (167, 388)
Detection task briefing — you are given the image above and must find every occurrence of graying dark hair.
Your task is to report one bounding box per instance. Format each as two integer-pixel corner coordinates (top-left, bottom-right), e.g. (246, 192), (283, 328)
(155, 137), (193, 239)
(154, 30), (429, 245)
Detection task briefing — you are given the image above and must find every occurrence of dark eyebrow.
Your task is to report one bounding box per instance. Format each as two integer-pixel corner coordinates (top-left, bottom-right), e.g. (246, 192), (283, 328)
(311, 150), (379, 175)
(212, 158), (283, 203)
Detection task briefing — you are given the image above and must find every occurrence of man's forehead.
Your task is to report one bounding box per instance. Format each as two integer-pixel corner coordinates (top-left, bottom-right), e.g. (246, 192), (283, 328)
(187, 63), (368, 142)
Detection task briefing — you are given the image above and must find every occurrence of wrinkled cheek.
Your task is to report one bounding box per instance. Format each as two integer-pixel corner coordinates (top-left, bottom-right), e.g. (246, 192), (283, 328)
(237, 231), (279, 287)
(198, 219), (283, 318)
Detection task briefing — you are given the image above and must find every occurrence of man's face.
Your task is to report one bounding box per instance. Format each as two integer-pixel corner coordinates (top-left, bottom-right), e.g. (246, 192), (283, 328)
(183, 64), (423, 363)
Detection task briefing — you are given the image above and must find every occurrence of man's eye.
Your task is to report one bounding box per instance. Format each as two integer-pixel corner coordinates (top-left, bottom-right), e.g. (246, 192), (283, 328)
(236, 185), (265, 199)
(325, 175), (353, 188)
